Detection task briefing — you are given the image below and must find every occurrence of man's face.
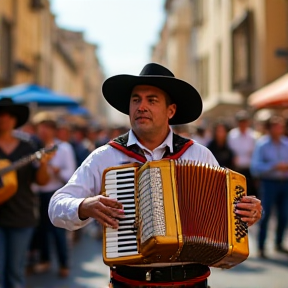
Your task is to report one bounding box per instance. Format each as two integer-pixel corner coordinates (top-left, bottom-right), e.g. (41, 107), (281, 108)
(238, 119), (249, 131)
(129, 85), (176, 137)
(270, 122), (285, 138)
(0, 112), (17, 132)
(36, 123), (55, 143)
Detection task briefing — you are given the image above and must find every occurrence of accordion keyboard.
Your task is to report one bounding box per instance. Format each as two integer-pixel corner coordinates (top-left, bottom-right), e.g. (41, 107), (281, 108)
(104, 167), (138, 258)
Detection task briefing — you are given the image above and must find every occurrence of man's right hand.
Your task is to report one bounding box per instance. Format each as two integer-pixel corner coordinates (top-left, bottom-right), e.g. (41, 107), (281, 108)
(78, 195), (125, 229)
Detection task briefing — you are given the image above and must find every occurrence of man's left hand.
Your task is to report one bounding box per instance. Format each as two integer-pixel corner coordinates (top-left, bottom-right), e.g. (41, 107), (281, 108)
(235, 196), (262, 227)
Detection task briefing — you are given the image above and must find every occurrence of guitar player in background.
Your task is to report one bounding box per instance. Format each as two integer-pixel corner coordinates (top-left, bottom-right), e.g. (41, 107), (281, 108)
(31, 111), (76, 278)
(0, 98), (51, 288)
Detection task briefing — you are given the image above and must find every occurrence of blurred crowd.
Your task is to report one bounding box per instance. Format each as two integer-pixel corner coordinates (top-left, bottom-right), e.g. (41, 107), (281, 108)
(4, 108), (288, 284)
(11, 111), (129, 280)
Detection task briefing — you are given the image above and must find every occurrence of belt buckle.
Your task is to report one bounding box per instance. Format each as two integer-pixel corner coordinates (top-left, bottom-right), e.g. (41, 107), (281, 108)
(170, 265), (186, 281)
(146, 270), (152, 281)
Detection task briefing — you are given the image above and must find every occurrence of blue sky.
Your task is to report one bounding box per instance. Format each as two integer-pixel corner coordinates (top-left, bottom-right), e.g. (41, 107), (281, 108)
(50, 0), (166, 78)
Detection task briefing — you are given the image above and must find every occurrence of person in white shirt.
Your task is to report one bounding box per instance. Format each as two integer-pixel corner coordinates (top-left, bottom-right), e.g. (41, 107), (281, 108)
(48, 63), (262, 288)
(228, 110), (258, 197)
(33, 112), (76, 278)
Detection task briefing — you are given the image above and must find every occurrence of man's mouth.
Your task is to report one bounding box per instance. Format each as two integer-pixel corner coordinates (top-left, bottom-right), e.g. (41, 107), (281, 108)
(135, 116), (150, 120)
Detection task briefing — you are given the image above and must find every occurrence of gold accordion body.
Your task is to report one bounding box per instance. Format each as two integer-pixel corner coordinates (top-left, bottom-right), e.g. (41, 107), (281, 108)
(102, 159), (249, 269)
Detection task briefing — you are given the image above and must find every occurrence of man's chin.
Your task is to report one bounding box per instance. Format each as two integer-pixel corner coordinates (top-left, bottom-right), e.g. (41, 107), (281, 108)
(135, 118), (151, 124)
(132, 124), (151, 134)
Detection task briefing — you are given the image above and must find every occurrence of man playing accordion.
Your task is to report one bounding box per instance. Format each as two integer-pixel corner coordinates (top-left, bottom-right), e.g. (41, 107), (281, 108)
(49, 63), (262, 288)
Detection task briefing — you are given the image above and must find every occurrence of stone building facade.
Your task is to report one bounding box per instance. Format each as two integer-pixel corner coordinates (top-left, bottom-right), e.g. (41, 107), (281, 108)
(0, 0), (106, 119)
(152, 0), (288, 120)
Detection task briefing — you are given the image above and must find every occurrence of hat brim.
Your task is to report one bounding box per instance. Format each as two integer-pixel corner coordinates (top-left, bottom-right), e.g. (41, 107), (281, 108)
(102, 75), (202, 125)
(0, 104), (29, 128)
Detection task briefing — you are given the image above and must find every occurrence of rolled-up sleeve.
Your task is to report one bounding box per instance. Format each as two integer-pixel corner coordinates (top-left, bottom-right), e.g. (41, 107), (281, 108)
(48, 154), (101, 231)
(48, 144), (127, 231)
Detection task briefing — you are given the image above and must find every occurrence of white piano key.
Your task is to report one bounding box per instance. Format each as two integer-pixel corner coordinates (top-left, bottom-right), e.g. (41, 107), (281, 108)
(107, 245), (138, 253)
(106, 168), (136, 176)
(119, 219), (135, 224)
(106, 240), (137, 247)
(105, 188), (135, 195)
(107, 194), (134, 199)
(112, 194), (135, 200)
(105, 177), (134, 185)
(105, 183), (134, 190)
(107, 251), (138, 258)
(106, 226), (135, 233)
(106, 235), (137, 242)
(105, 197), (135, 204)
(118, 225), (135, 230)
(105, 173), (135, 180)
(106, 230), (136, 237)
(121, 214), (135, 219)
(116, 199), (135, 204)
(123, 204), (135, 208)
(123, 209), (135, 213)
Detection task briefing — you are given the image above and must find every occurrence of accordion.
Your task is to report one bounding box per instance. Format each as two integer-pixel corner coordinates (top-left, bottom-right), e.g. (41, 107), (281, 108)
(102, 159), (249, 269)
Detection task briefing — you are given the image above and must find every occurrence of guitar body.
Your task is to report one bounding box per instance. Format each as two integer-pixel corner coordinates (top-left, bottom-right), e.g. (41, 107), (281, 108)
(0, 144), (57, 205)
(0, 159), (18, 204)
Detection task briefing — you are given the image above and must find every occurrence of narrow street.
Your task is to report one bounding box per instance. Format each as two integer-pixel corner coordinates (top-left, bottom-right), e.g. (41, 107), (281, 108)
(27, 218), (288, 288)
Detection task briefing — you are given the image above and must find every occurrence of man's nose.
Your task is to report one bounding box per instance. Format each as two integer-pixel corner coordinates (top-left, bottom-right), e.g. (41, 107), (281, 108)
(137, 100), (148, 112)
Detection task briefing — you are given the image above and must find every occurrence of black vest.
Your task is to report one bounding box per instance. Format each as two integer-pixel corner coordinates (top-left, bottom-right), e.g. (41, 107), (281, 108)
(108, 132), (194, 163)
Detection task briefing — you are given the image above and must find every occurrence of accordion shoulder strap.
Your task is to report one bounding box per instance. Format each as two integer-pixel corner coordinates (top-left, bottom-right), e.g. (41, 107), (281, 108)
(108, 132), (194, 163)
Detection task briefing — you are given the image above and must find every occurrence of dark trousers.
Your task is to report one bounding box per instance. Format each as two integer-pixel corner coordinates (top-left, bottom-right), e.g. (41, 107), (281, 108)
(258, 179), (288, 250)
(0, 226), (34, 288)
(111, 279), (208, 288)
(38, 192), (69, 268)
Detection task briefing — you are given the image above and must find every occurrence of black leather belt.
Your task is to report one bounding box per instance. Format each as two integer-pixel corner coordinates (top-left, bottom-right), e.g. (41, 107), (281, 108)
(114, 264), (209, 283)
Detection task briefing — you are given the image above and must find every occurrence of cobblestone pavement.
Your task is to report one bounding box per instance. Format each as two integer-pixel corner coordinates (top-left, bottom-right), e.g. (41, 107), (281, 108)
(27, 219), (288, 288)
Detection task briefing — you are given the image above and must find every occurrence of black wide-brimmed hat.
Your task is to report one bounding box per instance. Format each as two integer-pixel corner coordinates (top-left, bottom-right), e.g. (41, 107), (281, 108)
(102, 63), (203, 125)
(0, 98), (29, 128)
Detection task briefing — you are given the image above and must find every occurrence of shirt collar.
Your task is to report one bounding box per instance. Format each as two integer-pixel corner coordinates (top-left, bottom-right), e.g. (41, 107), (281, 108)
(127, 128), (174, 153)
(267, 135), (288, 144)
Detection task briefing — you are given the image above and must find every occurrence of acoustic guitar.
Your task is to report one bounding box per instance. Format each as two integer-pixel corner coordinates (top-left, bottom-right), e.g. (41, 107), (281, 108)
(0, 145), (57, 204)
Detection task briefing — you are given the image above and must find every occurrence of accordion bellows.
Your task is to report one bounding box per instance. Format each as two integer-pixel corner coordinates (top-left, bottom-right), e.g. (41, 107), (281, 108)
(102, 159), (249, 268)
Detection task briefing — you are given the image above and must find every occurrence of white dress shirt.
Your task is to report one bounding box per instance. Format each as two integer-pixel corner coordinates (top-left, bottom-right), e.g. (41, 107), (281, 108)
(227, 127), (256, 169)
(48, 129), (219, 231)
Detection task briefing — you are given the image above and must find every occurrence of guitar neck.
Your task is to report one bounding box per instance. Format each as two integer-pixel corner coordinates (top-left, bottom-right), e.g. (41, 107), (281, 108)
(0, 145), (57, 177)
(0, 153), (39, 176)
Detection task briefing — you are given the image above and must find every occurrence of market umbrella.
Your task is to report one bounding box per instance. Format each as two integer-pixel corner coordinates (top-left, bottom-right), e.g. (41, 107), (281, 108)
(67, 106), (90, 115)
(0, 84), (80, 107)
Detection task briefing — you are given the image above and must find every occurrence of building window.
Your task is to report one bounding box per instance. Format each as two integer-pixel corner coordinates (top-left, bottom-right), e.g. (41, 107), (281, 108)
(217, 42), (222, 93)
(196, 56), (209, 99)
(0, 19), (13, 86)
(231, 10), (252, 91)
(30, 0), (45, 10)
(192, 0), (204, 26)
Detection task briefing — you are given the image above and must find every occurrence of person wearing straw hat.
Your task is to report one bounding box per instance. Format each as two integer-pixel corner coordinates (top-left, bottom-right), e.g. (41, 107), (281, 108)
(0, 98), (51, 288)
(49, 63), (262, 287)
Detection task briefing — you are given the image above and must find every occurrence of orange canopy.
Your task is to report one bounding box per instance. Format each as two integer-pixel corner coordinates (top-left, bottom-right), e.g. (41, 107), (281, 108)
(248, 73), (288, 109)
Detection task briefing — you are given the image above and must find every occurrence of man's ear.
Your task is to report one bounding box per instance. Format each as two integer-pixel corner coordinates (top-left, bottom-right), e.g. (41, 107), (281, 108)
(168, 104), (177, 119)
